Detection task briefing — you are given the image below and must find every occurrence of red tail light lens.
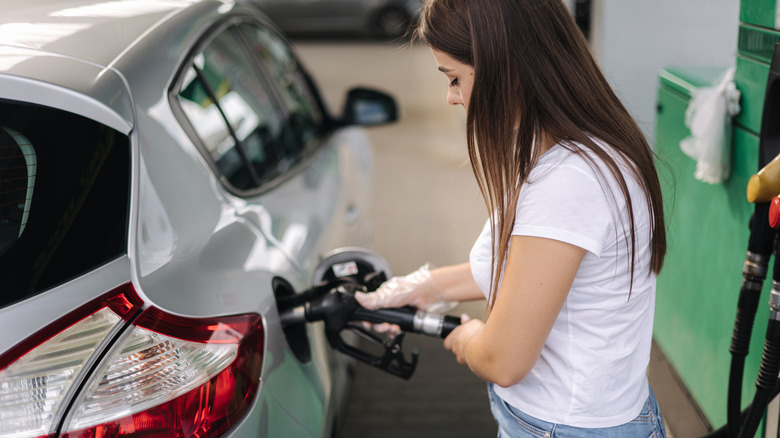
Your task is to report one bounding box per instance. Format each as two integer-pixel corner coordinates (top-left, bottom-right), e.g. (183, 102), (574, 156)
(0, 285), (143, 438)
(0, 284), (264, 438)
(60, 308), (264, 438)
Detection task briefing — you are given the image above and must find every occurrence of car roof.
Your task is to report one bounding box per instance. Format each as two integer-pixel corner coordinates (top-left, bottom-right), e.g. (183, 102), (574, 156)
(0, 0), (257, 134)
(0, 0), (201, 66)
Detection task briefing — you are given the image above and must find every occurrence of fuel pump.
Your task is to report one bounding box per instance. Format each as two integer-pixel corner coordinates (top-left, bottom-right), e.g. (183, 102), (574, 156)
(726, 42), (780, 438)
(277, 248), (461, 379)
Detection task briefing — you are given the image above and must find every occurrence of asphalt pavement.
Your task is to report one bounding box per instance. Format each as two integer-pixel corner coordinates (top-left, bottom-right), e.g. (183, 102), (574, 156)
(294, 39), (705, 438)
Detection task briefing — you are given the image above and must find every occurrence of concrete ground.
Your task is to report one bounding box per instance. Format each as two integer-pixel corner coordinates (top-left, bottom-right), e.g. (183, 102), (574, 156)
(294, 39), (709, 438)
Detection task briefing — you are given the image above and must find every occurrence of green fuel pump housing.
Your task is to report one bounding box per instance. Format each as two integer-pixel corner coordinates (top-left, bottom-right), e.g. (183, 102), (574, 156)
(654, 0), (780, 432)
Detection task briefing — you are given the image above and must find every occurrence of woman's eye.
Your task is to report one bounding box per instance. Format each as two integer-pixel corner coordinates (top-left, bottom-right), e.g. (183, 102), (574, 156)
(449, 77), (459, 87)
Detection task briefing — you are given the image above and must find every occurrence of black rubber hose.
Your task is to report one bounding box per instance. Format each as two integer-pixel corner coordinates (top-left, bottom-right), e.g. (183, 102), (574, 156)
(727, 204), (773, 438)
(747, 204), (775, 256)
(704, 380), (780, 437)
(728, 282), (764, 437)
(281, 298), (462, 339)
(728, 355), (747, 438)
(353, 306), (461, 338)
(737, 319), (780, 438)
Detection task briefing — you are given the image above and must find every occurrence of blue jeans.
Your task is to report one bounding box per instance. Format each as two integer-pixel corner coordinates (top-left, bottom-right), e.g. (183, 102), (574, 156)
(487, 383), (666, 437)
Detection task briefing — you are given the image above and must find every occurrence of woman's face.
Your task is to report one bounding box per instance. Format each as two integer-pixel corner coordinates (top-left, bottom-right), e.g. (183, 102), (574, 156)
(431, 48), (474, 112)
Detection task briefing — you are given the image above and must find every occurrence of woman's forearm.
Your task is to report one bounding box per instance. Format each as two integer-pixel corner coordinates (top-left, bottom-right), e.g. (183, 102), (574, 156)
(445, 236), (585, 387)
(430, 263), (485, 303)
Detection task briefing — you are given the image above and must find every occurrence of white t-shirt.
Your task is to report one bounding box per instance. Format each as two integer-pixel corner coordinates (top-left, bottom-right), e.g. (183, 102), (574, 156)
(469, 141), (656, 428)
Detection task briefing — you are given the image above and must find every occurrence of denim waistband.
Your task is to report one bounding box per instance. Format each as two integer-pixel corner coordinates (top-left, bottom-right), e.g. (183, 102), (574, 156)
(487, 383), (666, 437)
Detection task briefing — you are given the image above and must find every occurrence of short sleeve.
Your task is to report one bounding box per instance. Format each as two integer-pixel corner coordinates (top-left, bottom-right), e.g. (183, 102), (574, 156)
(513, 157), (614, 256)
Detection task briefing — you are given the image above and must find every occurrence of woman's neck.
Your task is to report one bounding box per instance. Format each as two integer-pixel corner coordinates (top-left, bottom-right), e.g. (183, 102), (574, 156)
(538, 131), (558, 155)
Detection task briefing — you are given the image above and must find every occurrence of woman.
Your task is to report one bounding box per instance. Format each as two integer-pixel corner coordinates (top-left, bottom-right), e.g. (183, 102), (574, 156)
(357, 0), (667, 436)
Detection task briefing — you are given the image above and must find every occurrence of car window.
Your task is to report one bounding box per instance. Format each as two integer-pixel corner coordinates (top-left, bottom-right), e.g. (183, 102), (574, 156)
(0, 100), (130, 306)
(177, 62), (251, 189)
(239, 24), (324, 155)
(177, 26), (317, 193)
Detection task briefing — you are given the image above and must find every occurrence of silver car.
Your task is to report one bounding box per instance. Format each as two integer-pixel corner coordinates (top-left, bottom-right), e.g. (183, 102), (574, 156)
(254, 0), (423, 39)
(0, 0), (397, 437)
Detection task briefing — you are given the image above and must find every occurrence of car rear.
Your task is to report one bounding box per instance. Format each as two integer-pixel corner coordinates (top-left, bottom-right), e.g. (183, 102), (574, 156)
(0, 93), (266, 437)
(0, 3), (275, 438)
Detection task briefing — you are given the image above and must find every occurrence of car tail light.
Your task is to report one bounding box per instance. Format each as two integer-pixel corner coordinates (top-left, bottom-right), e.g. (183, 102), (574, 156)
(0, 284), (264, 438)
(59, 308), (264, 438)
(0, 284), (143, 438)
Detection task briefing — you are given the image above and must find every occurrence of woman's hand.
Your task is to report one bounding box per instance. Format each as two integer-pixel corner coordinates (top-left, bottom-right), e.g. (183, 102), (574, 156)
(354, 264), (438, 310)
(354, 263), (484, 335)
(354, 264), (442, 334)
(443, 314), (483, 365)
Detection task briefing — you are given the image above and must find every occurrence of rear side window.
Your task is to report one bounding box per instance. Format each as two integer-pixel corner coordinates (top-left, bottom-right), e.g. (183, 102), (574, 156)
(0, 100), (130, 306)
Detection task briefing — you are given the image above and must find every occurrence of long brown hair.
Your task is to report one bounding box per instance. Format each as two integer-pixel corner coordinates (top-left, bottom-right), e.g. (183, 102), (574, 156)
(416, 0), (666, 307)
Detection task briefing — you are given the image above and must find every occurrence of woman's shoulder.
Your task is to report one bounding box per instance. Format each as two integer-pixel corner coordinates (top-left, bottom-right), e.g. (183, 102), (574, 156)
(540, 138), (618, 165)
(531, 142), (600, 183)
(536, 139), (634, 184)
(537, 143), (586, 168)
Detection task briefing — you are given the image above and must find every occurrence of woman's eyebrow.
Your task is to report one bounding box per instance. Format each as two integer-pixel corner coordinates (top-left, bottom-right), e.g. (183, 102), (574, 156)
(438, 66), (453, 73)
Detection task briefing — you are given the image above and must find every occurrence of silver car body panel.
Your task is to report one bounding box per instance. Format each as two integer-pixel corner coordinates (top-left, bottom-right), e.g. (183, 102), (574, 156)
(0, 45), (133, 134)
(0, 0), (374, 436)
(0, 257), (133, 356)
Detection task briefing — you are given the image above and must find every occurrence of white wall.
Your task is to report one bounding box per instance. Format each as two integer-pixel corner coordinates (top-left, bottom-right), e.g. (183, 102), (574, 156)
(588, 0), (739, 141)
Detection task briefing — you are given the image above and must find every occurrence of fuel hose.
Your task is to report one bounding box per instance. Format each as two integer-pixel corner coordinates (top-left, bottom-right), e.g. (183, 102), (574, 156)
(736, 232), (780, 438)
(281, 300), (461, 339)
(704, 381), (780, 438)
(727, 203), (773, 438)
(352, 306), (462, 338)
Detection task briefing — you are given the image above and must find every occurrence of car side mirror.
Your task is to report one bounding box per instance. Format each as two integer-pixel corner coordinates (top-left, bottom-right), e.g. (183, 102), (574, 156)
(341, 87), (398, 126)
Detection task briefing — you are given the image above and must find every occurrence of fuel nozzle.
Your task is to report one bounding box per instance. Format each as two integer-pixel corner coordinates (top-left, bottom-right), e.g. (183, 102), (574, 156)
(281, 281), (461, 379)
(278, 248), (461, 379)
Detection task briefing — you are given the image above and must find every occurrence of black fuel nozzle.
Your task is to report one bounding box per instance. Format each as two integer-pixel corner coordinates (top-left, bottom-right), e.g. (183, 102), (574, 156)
(280, 282), (461, 380)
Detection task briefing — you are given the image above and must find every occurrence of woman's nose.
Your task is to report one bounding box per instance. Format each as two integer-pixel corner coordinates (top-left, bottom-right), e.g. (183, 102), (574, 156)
(447, 88), (461, 106)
